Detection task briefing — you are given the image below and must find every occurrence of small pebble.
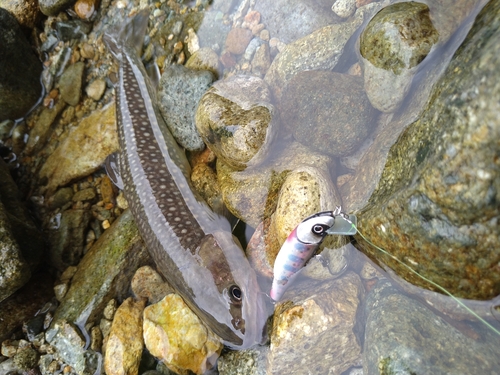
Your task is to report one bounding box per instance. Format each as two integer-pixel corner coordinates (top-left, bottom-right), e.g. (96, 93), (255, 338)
(80, 43), (95, 59)
(1, 340), (18, 357)
(102, 219), (110, 229)
(225, 27), (253, 54)
(74, 0), (98, 20)
(54, 283), (69, 302)
(103, 299), (117, 320)
(60, 266), (78, 281)
(244, 10), (260, 26)
(173, 41), (183, 54)
(86, 79), (106, 101)
(186, 28), (200, 54)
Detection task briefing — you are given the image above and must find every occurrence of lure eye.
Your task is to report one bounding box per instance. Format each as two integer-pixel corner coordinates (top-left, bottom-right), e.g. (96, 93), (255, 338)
(312, 224), (326, 235)
(229, 285), (242, 303)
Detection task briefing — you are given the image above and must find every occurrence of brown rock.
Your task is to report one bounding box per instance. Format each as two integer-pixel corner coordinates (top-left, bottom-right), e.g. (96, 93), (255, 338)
(131, 266), (173, 304)
(0, 0), (41, 29)
(143, 294), (222, 375)
(269, 272), (363, 374)
(104, 297), (145, 375)
(74, 0), (99, 20)
(39, 103), (117, 195)
(225, 27), (253, 55)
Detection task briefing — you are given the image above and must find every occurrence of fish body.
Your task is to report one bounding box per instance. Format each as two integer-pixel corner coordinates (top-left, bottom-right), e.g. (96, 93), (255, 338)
(104, 12), (266, 349)
(270, 211), (335, 301)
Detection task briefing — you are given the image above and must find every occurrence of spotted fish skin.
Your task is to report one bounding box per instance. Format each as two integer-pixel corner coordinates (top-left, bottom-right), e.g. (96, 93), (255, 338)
(271, 212), (335, 301)
(104, 11), (266, 349)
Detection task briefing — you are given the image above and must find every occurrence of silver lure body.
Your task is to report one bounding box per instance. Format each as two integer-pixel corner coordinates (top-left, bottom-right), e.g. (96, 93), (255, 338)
(104, 12), (266, 349)
(270, 212), (335, 301)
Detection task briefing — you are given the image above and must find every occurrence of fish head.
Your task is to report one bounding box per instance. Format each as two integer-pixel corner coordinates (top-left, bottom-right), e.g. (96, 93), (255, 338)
(194, 231), (269, 349)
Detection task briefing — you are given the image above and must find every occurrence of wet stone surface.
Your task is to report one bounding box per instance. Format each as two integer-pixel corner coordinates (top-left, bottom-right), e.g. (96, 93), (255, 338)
(360, 2), (439, 112)
(363, 280), (500, 375)
(158, 64), (214, 151)
(0, 8), (42, 121)
(268, 272), (363, 375)
(281, 70), (377, 157)
(196, 75), (276, 170)
(356, 0), (500, 300)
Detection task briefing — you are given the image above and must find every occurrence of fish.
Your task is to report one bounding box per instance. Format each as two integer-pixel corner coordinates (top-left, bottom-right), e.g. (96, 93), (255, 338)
(103, 10), (267, 349)
(270, 211), (335, 301)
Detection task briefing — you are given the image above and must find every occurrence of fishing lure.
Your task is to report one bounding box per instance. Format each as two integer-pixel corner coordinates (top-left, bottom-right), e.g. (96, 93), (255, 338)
(270, 208), (357, 301)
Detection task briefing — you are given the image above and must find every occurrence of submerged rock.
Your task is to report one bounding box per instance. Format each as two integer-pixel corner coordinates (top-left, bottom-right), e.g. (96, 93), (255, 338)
(218, 346), (268, 375)
(59, 62), (85, 106)
(0, 158), (44, 301)
(217, 142), (333, 227)
(0, 0), (41, 29)
(39, 103), (117, 195)
(0, 8), (42, 121)
(51, 210), (150, 331)
(143, 294), (222, 375)
(359, 2), (439, 112)
(158, 65), (214, 151)
(268, 272), (363, 375)
(281, 70), (377, 156)
(355, 0), (500, 300)
(196, 75), (277, 170)
(47, 209), (92, 271)
(254, 0), (338, 44)
(264, 11), (364, 101)
(104, 297), (145, 375)
(0, 272), (54, 342)
(363, 280), (500, 375)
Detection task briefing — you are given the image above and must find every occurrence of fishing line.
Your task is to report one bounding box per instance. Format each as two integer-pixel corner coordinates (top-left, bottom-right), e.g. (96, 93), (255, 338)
(351, 223), (500, 336)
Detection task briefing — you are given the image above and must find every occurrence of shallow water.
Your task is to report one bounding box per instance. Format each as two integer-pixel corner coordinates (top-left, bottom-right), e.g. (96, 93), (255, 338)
(189, 0), (500, 373)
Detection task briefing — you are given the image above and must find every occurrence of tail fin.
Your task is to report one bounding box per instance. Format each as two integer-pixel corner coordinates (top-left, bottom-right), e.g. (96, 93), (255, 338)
(103, 9), (150, 58)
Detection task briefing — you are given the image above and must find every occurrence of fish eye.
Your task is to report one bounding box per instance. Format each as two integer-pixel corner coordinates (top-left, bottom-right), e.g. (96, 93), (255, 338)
(312, 224), (325, 235)
(229, 285), (242, 302)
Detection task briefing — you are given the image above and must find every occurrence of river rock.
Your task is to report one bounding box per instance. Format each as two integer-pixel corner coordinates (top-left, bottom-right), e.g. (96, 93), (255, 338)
(59, 62), (85, 106)
(185, 47), (221, 78)
(332, 0), (357, 18)
(246, 166), (347, 280)
(104, 297), (145, 375)
(218, 346), (268, 375)
(272, 166), (341, 245)
(254, 0), (338, 44)
(225, 27), (253, 55)
(47, 208), (92, 271)
(0, 272), (54, 342)
(143, 294), (223, 375)
(39, 0), (73, 16)
(25, 99), (66, 155)
(217, 141), (333, 227)
(359, 2), (439, 112)
(0, 0), (41, 29)
(39, 103), (118, 195)
(131, 266), (173, 305)
(363, 280), (500, 375)
(268, 272), (363, 374)
(0, 157), (45, 301)
(196, 75), (277, 170)
(281, 70), (377, 156)
(158, 65), (214, 151)
(264, 9), (365, 101)
(190, 161), (225, 214)
(45, 319), (102, 375)
(0, 8), (42, 121)
(355, 0), (500, 300)
(86, 78), (106, 101)
(51, 210), (150, 331)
